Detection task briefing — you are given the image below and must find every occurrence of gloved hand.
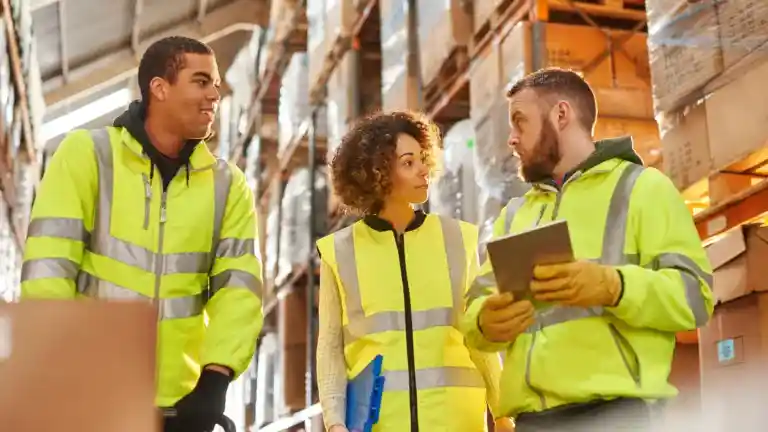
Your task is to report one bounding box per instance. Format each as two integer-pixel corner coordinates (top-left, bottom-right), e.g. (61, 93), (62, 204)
(478, 293), (535, 343)
(164, 368), (231, 432)
(530, 261), (622, 308)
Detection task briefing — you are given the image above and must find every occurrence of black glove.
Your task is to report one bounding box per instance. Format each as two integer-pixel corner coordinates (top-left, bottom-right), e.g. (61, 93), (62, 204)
(165, 368), (231, 432)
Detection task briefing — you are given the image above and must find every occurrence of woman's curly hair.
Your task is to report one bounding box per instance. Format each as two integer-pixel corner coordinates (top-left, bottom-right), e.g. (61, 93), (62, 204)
(330, 110), (441, 215)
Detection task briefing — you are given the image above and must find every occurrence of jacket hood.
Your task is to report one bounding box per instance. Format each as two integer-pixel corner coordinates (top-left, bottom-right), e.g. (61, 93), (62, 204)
(113, 100), (212, 187)
(537, 136), (643, 189)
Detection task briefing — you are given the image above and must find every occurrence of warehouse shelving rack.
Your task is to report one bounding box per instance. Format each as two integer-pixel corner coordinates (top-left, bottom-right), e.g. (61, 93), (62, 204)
(239, 0), (768, 429)
(1, 0), (38, 249)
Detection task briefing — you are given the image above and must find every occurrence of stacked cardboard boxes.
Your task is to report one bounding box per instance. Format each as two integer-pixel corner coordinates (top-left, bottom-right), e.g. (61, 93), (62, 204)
(649, 0), (768, 195)
(416, 0), (472, 87)
(699, 224), (768, 429)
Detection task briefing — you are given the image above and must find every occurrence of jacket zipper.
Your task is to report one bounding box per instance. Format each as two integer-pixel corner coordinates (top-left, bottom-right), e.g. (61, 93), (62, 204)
(394, 231), (419, 432)
(523, 175), (579, 410)
(154, 191), (168, 318)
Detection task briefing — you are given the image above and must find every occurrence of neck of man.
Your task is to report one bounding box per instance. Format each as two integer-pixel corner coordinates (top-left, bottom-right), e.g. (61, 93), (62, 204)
(377, 200), (415, 234)
(552, 133), (595, 180)
(144, 110), (184, 159)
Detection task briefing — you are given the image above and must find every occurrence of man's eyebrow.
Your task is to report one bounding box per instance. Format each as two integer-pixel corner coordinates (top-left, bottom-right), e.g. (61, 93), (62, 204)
(191, 71), (213, 80)
(398, 152), (414, 159)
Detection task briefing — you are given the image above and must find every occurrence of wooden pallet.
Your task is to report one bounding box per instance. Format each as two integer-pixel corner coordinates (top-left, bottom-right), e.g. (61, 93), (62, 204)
(423, 47), (470, 112)
(471, 0), (516, 52)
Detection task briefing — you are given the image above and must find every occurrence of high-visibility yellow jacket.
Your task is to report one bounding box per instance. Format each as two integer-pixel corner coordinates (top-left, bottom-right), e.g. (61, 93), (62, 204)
(316, 212), (499, 431)
(21, 127), (263, 406)
(462, 138), (714, 418)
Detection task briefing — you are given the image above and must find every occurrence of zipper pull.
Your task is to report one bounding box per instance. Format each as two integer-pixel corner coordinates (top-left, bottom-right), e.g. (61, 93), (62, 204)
(160, 192), (168, 224)
(142, 175), (152, 230)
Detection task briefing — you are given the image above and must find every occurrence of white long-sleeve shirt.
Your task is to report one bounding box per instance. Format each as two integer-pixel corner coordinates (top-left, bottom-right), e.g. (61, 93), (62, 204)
(316, 260), (504, 431)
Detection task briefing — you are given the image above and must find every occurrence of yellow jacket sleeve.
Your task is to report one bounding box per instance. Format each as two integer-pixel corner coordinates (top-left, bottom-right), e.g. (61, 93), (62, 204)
(202, 164), (264, 378)
(461, 209), (509, 353)
(21, 130), (98, 299)
(607, 167), (714, 332)
(460, 222), (504, 418)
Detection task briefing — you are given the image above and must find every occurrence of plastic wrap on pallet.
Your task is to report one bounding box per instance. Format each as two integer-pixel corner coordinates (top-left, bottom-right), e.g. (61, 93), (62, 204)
(0, 195), (21, 303)
(416, 0), (471, 86)
(379, 0), (419, 110)
(474, 102), (530, 261)
(326, 52), (359, 160)
(276, 167), (329, 284)
(646, 0), (724, 114)
(225, 28), (266, 111)
(429, 119), (479, 224)
(264, 193), (281, 284)
(278, 54), (328, 154)
(307, 0), (328, 88)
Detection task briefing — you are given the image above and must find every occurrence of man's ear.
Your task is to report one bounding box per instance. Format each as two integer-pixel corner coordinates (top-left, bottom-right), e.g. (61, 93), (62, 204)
(555, 100), (571, 130)
(149, 77), (168, 102)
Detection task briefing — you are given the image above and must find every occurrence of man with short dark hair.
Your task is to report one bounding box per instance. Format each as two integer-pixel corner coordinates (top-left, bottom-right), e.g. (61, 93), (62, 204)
(461, 68), (714, 431)
(21, 36), (263, 432)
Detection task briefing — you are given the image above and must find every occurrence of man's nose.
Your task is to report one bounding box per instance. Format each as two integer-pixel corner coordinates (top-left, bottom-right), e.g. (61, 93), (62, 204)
(508, 134), (520, 148)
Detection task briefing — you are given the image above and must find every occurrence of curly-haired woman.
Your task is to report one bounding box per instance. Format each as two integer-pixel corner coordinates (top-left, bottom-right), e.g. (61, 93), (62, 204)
(315, 111), (515, 432)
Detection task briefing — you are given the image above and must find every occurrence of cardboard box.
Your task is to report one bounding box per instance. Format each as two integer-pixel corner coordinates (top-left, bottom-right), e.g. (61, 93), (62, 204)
(473, 0), (497, 34)
(698, 293), (768, 430)
(417, 0), (472, 86)
(659, 102), (712, 191)
(593, 117), (662, 167)
(705, 224), (768, 305)
(324, 0), (357, 42)
(497, 22), (654, 119)
(470, 42), (502, 121)
(716, 0), (768, 70)
(646, 0), (724, 113)
(705, 57), (768, 169)
(698, 225), (768, 428)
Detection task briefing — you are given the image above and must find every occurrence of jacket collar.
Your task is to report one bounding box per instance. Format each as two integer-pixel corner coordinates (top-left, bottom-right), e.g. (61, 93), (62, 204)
(119, 128), (217, 171)
(363, 210), (427, 232)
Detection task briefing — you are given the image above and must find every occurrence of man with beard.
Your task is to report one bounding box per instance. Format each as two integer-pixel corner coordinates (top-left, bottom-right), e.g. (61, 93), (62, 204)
(460, 68), (713, 431)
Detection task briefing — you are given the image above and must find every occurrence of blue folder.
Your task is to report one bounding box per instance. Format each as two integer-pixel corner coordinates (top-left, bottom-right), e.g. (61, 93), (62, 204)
(345, 354), (385, 432)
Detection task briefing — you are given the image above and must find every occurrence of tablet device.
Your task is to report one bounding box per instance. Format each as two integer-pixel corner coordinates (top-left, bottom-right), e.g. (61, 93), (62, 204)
(485, 219), (575, 300)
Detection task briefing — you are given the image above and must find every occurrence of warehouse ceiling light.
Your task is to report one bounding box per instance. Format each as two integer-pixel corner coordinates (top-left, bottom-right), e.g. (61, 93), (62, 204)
(40, 88), (132, 142)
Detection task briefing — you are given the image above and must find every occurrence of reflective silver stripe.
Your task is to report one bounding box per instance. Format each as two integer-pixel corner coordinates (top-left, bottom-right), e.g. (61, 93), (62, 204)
(651, 253), (713, 289)
(88, 129), (224, 275)
(383, 367), (485, 392)
(437, 215), (466, 327)
(343, 308), (453, 344)
(528, 163), (644, 331)
(215, 238), (255, 259)
(650, 252), (712, 327)
(76, 273), (203, 319)
(21, 258), (79, 281)
(27, 217), (90, 243)
(334, 217), (468, 346)
(504, 197), (527, 234)
(600, 163), (644, 265)
(333, 225), (364, 334)
(210, 269), (262, 298)
(525, 306), (603, 333)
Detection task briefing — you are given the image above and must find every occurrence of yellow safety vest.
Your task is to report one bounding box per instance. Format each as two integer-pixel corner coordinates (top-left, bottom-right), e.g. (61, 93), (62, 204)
(21, 127), (264, 406)
(466, 158), (714, 418)
(316, 212), (488, 432)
